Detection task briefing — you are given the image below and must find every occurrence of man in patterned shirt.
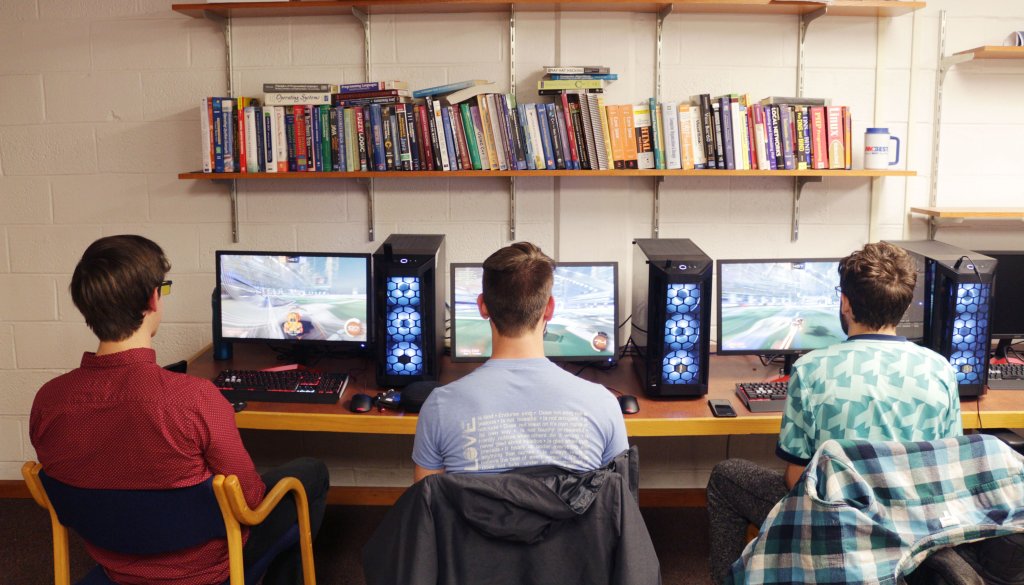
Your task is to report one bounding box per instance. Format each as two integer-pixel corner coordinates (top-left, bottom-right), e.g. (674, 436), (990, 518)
(706, 242), (962, 584)
(30, 235), (328, 585)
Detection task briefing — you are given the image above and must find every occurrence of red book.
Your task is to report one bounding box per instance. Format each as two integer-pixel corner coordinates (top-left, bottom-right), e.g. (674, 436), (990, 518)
(413, 105), (429, 171)
(825, 106), (844, 170)
(236, 98), (247, 172)
(449, 105), (472, 170)
(560, 93), (580, 169)
(293, 105), (308, 171)
(416, 104), (435, 171)
(746, 103), (758, 169)
(810, 106), (827, 170)
(330, 89), (410, 102)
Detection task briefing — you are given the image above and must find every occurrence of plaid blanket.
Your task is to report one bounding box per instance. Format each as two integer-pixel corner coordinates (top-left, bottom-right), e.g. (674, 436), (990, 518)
(729, 434), (1024, 584)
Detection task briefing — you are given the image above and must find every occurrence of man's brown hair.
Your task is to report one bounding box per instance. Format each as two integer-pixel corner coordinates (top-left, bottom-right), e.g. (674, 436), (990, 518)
(838, 242), (916, 330)
(70, 235), (171, 342)
(482, 242), (555, 337)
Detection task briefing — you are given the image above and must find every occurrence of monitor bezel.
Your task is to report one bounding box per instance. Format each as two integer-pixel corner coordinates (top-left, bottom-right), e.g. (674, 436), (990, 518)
(214, 250), (373, 348)
(716, 257), (843, 356)
(974, 250), (1024, 339)
(449, 261), (620, 363)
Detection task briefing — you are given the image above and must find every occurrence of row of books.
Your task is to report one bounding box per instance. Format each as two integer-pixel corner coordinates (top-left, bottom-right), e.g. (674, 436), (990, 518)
(199, 88), (854, 173)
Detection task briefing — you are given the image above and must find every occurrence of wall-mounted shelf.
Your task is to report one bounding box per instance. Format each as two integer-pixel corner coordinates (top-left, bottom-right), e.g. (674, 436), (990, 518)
(172, 1), (924, 19)
(179, 169), (916, 180)
(911, 206), (1024, 239)
(951, 45), (1024, 62)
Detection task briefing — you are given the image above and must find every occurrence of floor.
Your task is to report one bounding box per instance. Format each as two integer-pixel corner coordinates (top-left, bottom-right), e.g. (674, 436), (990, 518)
(2, 499), (714, 584)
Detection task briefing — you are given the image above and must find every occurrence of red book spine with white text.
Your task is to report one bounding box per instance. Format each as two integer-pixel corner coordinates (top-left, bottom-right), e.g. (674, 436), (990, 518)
(810, 106), (828, 170)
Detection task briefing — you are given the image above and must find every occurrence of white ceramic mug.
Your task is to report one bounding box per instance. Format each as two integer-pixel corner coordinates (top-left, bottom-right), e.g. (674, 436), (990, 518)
(864, 128), (900, 170)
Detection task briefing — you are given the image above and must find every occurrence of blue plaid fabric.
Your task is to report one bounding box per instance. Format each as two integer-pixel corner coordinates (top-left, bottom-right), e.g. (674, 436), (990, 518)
(729, 434), (1024, 584)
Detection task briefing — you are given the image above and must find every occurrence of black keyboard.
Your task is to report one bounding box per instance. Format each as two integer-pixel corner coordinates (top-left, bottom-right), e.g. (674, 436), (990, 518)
(735, 381), (788, 413)
(989, 365), (1024, 391)
(213, 370), (349, 404)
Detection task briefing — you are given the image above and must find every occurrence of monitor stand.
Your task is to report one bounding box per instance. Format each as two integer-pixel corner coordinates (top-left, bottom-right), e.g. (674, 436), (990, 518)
(766, 354), (798, 382)
(994, 339), (1014, 361)
(268, 344), (324, 368)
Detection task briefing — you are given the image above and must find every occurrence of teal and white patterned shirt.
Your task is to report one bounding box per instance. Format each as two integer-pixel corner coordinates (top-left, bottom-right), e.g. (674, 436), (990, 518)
(777, 334), (962, 466)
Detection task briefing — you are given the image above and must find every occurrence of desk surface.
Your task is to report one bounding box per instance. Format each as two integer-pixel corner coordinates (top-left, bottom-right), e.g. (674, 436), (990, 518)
(189, 345), (1024, 436)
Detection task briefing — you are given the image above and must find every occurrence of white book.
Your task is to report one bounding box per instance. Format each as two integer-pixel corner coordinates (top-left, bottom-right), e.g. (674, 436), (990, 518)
(664, 101), (682, 170)
(633, 104), (655, 170)
(524, 105), (545, 170)
(244, 106), (259, 173)
(729, 98), (745, 170)
(274, 106), (288, 172)
(264, 108), (277, 173)
(262, 92), (331, 106)
(738, 105), (750, 171)
(689, 105), (706, 168)
(586, 94), (608, 170)
(430, 100), (451, 171)
(200, 98), (213, 173)
(485, 94), (508, 171)
(477, 96), (500, 171)
(577, 92), (600, 170)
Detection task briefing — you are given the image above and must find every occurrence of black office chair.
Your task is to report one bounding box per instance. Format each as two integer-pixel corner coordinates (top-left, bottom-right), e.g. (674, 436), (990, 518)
(22, 461), (315, 585)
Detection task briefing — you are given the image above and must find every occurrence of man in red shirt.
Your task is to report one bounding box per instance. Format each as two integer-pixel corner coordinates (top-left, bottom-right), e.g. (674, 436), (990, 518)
(30, 235), (328, 585)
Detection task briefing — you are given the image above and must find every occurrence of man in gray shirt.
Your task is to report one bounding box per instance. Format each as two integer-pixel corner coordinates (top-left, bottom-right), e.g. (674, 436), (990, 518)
(412, 242), (628, 481)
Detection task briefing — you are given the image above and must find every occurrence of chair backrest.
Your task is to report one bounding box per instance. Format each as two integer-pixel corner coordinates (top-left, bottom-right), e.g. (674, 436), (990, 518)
(39, 471), (226, 556)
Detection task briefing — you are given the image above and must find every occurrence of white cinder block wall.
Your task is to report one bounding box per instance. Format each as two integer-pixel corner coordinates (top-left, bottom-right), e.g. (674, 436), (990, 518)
(1, 0), (1023, 486)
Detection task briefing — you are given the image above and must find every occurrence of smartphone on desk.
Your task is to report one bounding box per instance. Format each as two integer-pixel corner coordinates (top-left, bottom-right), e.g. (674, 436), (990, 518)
(708, 399), (737, 418)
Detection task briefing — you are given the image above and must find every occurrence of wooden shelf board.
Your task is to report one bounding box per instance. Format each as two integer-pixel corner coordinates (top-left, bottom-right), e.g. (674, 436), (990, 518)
(911, 206), (1024, 219)
(180, 169), (916, 180)
(173, 1), (924, 18)
(953, 46), (1024, 60)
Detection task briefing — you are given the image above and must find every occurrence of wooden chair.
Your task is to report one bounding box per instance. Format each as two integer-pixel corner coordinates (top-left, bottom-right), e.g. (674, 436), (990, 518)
(22, 461), (316, 585)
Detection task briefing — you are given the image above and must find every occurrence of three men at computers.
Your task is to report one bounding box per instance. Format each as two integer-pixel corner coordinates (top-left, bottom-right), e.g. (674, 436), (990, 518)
(30, 235), (959, 584)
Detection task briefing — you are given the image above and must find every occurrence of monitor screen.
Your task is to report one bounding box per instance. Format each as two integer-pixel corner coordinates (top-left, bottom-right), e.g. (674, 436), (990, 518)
(216, 251), (370, 344)
(451, 262), (618, 362)
(976, 250), (1024, 339)
(717, 259), (844, 354)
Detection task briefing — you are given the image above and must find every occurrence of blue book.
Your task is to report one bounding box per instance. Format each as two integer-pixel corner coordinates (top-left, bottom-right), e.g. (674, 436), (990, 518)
(802, 109), (812, 169)
(335, 106), (347, 172)
(413, 79), (486, 99)
(780, 105), (795, 170)
(517, 104), (536, 170)
(284, 112), (296, 172)
(311, 107), (322, 171)
(404, 106), (420, 171)
(212, 98), (225, 172)
(263, 108), (274, 172)
(222, 99), (235, 172)
(553, 104), (576, 170)
(535, 104), (556, 170)
(499, 95), (526, 170)
(549, 73), (619, 80)
(440, 106), (459, 171)
(764, 105), (778, 170)
(718, 97), (735, 170)
(254, 106), (265, 172)
(369, 104), (386, 171)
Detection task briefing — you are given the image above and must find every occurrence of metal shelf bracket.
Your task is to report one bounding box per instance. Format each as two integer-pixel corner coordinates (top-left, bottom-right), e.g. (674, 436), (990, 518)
(653, 176), (665, 239)
(651, 5), (673, 239)
(797, 7), (827, 97)
(792, 176), (822, 242)
(356, 178), (376, 242)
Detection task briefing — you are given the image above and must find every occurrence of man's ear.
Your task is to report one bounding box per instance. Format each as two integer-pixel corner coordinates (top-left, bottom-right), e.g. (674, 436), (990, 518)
(146, 287), (160, 314)
(542, 296), (555, 322)
(477, 293), (489, 319)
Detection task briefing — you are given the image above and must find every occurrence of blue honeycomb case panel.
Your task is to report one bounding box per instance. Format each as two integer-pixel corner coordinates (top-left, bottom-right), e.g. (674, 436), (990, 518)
(662, 283), (702, 385)
(949, 282), (990, 386)
(384, 276), (424, 376)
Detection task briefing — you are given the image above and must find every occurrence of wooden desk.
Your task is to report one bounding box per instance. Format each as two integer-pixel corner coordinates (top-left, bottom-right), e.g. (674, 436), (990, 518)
(188, 345), (1024, 435)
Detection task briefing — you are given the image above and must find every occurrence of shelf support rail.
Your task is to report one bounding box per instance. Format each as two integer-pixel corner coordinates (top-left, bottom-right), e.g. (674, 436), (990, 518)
(792, 176), (821, 242)
(653, 5), (672, 239)
(208, 10), (241, 243)
(929, 10), (971, 228)
(353, 7), (376, 242)
(508, 5), (517, 241)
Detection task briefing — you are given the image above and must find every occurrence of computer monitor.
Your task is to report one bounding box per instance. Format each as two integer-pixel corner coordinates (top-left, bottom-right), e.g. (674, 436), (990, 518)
(717, 258), (844, 361)
(450, 262), (618, 362)
(215, 251), (371, 349)
(976, 250), (1024, 342)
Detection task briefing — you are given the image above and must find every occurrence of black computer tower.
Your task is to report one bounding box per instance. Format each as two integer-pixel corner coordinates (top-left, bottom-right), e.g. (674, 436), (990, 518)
(631, 239), (713, 398)
(887, 240), (997, 397)
(373, 234), (446, 387)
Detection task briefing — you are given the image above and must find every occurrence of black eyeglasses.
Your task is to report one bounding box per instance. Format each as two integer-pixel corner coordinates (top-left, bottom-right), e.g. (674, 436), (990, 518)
(158, 280), (173, 297)
(834, 286), (842, 298)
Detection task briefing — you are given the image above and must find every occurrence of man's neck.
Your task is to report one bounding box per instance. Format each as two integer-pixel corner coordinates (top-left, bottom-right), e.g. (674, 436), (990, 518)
(846, 323), (899, 338)
(489, 325), (546, 360)
(96, 330), (153, 356)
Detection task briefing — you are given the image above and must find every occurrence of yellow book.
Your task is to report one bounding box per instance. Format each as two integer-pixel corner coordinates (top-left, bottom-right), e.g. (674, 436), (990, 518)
(597, 97), (615, 170)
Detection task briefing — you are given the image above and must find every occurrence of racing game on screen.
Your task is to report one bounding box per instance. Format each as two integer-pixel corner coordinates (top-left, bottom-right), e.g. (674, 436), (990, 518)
(452, 264), (616, 360)
(719, 260), (844, 353)
(219, 253), (368, 342)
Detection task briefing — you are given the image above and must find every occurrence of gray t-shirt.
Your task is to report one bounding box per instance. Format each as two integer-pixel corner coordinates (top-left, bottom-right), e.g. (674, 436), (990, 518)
(412, 358), (629, 473)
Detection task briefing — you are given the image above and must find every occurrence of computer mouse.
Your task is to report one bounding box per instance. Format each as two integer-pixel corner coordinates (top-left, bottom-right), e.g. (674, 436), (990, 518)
(618, 395), (640, 415)
(349, 393), (374, 413)
(232, 401), (247, 413)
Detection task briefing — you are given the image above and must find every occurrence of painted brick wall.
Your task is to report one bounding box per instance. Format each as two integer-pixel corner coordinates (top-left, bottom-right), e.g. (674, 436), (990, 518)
(1, 0), (1022, 485)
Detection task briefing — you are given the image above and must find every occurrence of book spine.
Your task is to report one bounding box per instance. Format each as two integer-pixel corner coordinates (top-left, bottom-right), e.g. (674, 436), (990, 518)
(744, 101), (757, 169)
(688, 105), (706, 169)
(264, 83), (334, 93)
(330, 89), (411, 103)
(337, 81), (407, 94)
(342, 108), (356, 172)
(537, 79), (605, 90)
(263, 92), (332, 107)
(304, 105), (314, 171)
(518, 104), (537, 170)
(553, 104), (572, 170)
(331, 106), (344, 171)
(649, 98), (664, 170)
(367, 104), (384, 171)
(310, 104), (321, 171)
(664, 101), (681, 170)
(588, 94), (608, 170)
(425, 97), (445, 170)
(223, 99), (236, 172)
(526, 103), (544, 170)
(549, 73), (619, 80)
(496, 95), (518, 170)
(413, 79), (482, 99)
(810, 106), (826, 170)
(389, 109), (401, 170)
(770, 105), (784, 170)
(597, 97), (614, 171)
(435, 101), (452, 171)
(677, 105), (693, 170)
(711, 101), (726, 170)
(212, 98), (225, 172)
(578, 92), (599, 170)
(843, 106), (852, 170)
(320, 105), (332, 172)
(568, 94), (590, 170)
(763, 105), (777, 170)
(633, 104), (654, 170)
(394, 103), (412, 171)
(254, 106), (266, 172)
(405, 105), (421, 171)
(284, 111), (296, 172)
(544, 103), (564, 170)
(621, 105), (638, 169)
(826, 106), (844, 169)
(458, 103), (481, 170)
(802, 108), (812, 170)
(481, 95), (505, 171)
(794, 106), (807, 171)
(699, 95), (716, 169)
(502, 95), (527, 171)
(716, 98), (733, 170)
(536, 104), (556, 170)
(292, 105), (308, 171)
(559, 93), (580, 170)
(469, 105), (489, 170)
(380, 107), (394, 170)
(354, 107), (368, 171)
(274, 107), (287, 172)
(450, 104), (472, 171)
(608, 104), (624, 169)
(477, 96), (499, 171)
(416, 105), (435, 171)
(264, 107), (277, 173)
(200, 98), (213, 173)
(780, 105), (795, 170)
(236, 99), (247, 173)
(729, 97), (745, 170)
